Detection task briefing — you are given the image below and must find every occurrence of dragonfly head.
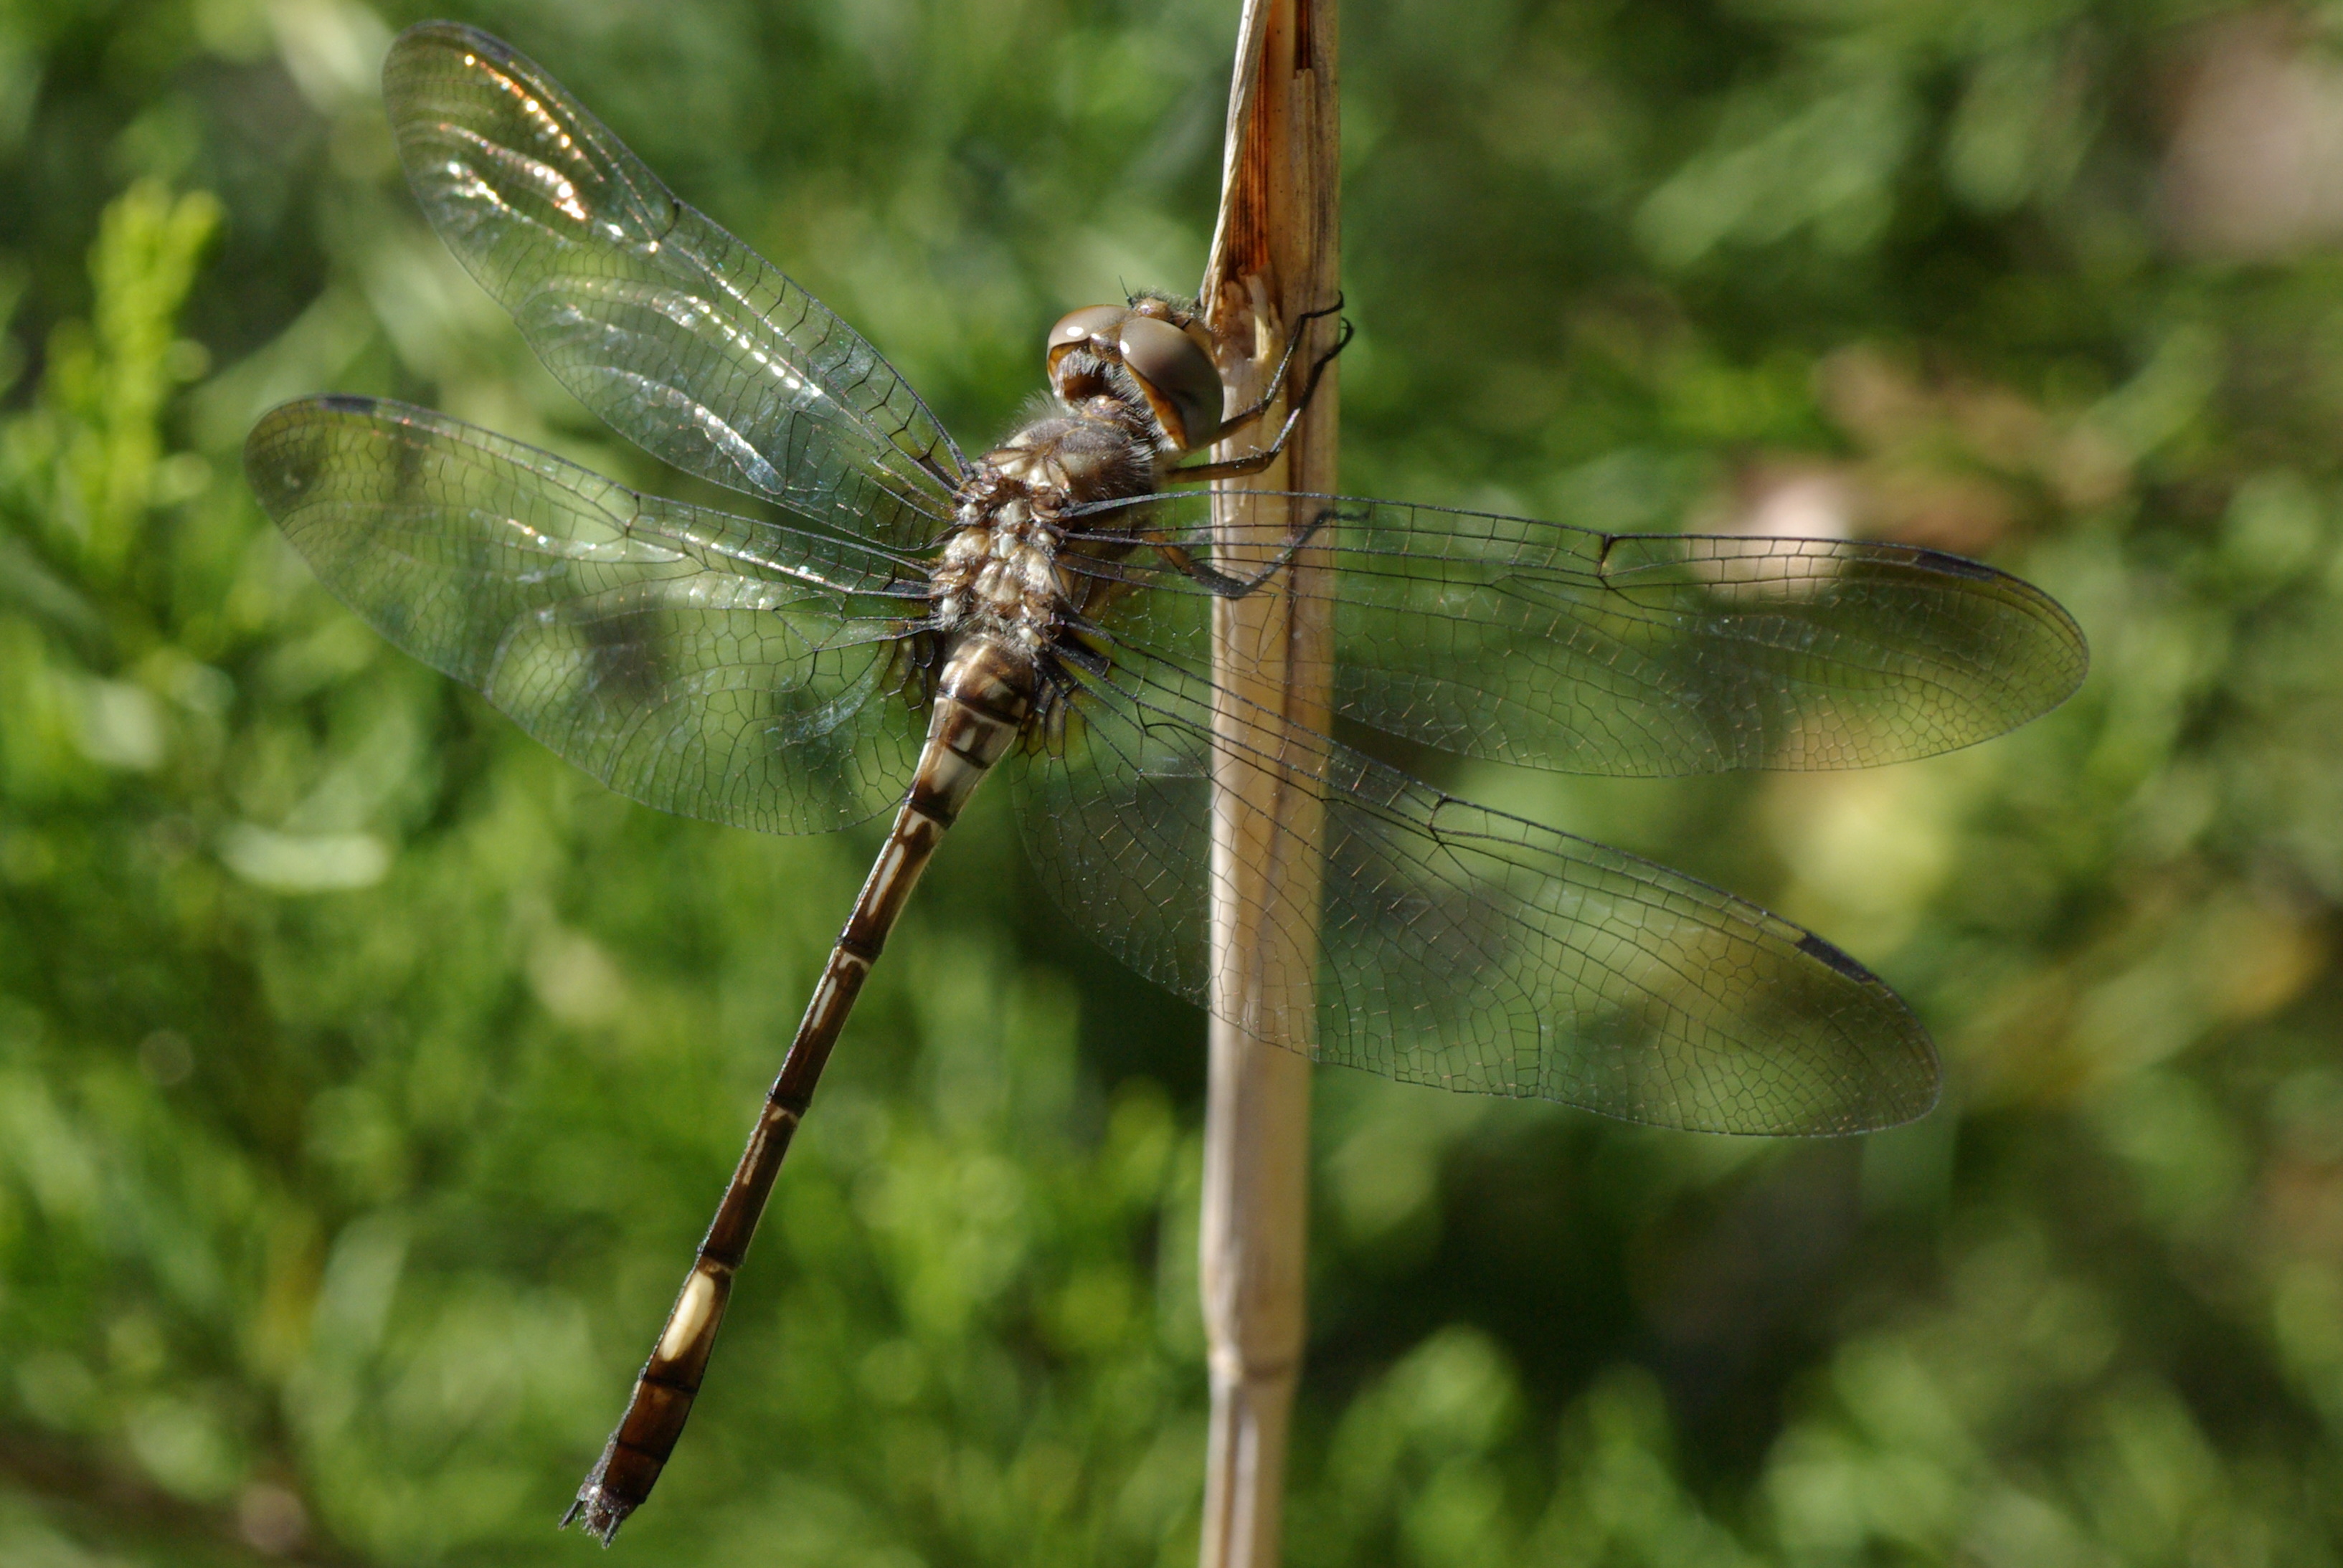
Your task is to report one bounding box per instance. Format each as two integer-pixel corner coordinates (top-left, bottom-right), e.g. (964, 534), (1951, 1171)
(1046, 299), (1224, 453)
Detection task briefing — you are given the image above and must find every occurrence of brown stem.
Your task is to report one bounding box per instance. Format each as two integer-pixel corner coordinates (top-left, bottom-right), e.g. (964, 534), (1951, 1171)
(1196, 4), (1339, 1567)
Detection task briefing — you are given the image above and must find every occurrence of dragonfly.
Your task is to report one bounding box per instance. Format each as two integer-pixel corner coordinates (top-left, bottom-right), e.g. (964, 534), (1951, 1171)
(244, 20), (2088, 1544)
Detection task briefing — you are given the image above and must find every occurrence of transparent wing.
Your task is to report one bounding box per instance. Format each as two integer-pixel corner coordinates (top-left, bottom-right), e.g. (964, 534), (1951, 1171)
(1056, 490), (2088, 775)
(1014, 647), (1936, 1136)
(245, 396), (932, 835)
(382, 22), (961, 548)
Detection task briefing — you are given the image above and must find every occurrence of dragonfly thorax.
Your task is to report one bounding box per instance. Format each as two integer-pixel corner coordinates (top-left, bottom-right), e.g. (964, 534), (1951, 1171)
(932, 493), (1069, 652)
(939, 389), (1170, 653)
(932, 291), (1233, 660)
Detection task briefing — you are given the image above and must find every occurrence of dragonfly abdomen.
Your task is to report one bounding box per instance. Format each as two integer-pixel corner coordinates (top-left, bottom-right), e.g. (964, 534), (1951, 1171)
(564, 632), (1034, 1542)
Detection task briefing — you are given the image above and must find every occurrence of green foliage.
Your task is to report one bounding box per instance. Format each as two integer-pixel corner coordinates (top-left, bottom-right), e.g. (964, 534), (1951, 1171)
(3, 0), (2342, 1564)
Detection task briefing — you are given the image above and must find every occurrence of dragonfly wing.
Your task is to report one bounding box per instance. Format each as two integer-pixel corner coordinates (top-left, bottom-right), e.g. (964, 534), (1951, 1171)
(1058, 490), (2087, 774)
(245, 396), (929, 835)
(382, 22), (960, 548)
(1016, 651), (1936, 1134)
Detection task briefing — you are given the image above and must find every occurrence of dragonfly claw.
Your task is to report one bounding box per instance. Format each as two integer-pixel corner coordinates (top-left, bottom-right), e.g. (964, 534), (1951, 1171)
(560, 1481), (633, 1546)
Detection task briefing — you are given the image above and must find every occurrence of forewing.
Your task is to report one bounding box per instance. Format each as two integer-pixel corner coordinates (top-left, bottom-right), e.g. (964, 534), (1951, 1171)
(245, 396), (929, 835)
(382, 22), (960, 547)
(1059, 490), (2088, 775)
(1015, 650), (1936, 1136)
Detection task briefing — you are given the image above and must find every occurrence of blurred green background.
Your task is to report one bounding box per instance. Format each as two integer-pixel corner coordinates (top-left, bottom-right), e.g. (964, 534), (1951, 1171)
(4, 0), (2342, 1562)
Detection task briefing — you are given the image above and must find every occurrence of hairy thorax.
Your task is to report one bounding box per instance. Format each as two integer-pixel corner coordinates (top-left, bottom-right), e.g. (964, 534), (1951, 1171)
(933, 394), (1170, 659)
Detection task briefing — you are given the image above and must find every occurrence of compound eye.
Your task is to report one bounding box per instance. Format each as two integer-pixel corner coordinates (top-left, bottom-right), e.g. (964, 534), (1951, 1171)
(1046, 305), (1129, 370)
(1118, 315), (1223, 450)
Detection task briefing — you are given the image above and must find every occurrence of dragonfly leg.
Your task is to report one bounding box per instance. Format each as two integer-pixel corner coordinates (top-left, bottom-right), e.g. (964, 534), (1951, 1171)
(1195, 293), (1346, 446)
(1174, 314), (1353, 483)
(1152, 503), (1339, 599)
(1170, 316), (1353, 483)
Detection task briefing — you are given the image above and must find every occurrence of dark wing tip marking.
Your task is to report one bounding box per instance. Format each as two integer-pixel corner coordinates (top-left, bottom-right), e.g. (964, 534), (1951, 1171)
(1897, 544), (2000, 582)
(1796, 929), (1882, 986)
(245, 396), (397, 513)
(1791, 930), (1942, 1132)
(244, 398), (328, 513)
(1891, 544), (2093, 715)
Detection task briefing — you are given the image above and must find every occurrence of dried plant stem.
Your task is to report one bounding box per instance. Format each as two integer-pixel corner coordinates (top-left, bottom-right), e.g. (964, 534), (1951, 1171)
(1196, 3), (1339, 1567)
